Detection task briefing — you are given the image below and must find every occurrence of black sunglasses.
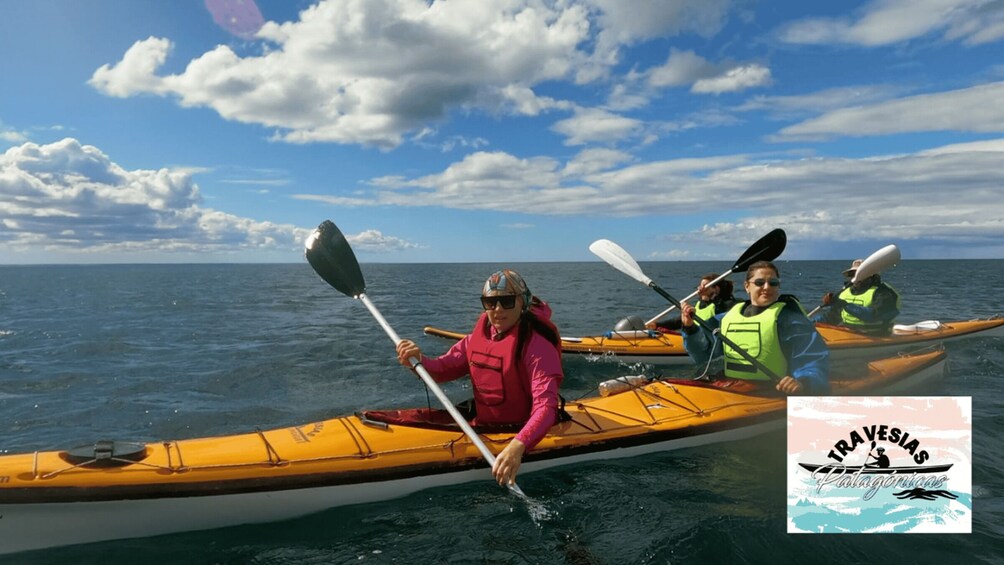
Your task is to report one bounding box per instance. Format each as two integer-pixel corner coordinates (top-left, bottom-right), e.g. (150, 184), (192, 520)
(750, 278), (781, 288)
(481, 294), (518, 310)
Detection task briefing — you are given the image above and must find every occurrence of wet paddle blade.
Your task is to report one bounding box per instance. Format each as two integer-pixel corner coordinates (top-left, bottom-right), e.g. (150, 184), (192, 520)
(733, 228), (786, 272)
(589, 239), (653, 286)
(852, 244), (900, 283)
(304, 220), (366, 297)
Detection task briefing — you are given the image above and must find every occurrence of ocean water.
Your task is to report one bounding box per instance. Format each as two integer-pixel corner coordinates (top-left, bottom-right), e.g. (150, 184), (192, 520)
(1, 260), (1003, 564)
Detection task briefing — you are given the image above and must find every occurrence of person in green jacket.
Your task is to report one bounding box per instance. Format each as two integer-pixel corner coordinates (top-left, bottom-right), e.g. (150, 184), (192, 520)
(811, 259), (901, 336)
(681, 261), (830, 395)
(646, 273), (737, 332)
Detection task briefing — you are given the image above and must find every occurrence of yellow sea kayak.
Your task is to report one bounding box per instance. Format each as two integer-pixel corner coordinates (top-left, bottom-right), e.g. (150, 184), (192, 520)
(425, 317), (1003, 365)
(0, 347), (946, 555)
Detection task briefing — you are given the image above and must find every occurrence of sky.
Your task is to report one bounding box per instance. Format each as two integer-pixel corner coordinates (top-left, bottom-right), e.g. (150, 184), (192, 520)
(2, 0), (1003, 264)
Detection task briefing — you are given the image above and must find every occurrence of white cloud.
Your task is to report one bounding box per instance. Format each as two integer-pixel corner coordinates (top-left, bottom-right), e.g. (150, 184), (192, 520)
(648, 49), (717, 88)
(89, 36), (172, 97)
(551, 107), (645, 145)
(410, 130), (490, 153)
(650, 248), (692, 259)
(614, 49), (772, 111)
(292, 194), (382, 207)
(1, 124), (28, 144)
(0, 138), (311, 255)
(773, 82), (1004, 141)
(587, 0), (732, 42)
(89, 0), (596, 148)
(582, 0), (733, 81)
(295, 138), (1004, 256)
(735, 85), (907, 119)
(88, 1), (755, 148)
(691, 64), (771, 94)
(562, 148), (634, 177)
(347, 229), (421, 252)
(778, 0), (1004, 47)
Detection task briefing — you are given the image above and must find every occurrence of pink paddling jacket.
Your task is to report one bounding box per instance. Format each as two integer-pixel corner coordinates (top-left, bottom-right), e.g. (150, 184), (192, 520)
(420, 300), (563, 450)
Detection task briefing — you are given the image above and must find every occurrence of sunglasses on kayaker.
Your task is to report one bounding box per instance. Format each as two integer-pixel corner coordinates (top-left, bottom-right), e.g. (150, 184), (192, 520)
(481, 294), (518, 310)
(750, 278), (781, 288)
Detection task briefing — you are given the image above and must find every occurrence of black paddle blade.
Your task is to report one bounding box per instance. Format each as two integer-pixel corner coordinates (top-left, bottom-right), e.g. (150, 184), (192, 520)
(304, 220), (366, 297)
(733, 228), (786, 272)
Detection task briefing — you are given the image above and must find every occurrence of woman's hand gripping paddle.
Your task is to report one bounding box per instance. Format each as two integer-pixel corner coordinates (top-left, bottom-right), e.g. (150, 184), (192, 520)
(305, 220), (527, 498)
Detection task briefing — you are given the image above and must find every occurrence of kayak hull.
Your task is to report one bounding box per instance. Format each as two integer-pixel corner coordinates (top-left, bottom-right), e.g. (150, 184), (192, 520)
(797, 462), (953, 475)
(1, 419), (785, 555)
(0, 348), (946, 555)
(425, 317), (1003, 365)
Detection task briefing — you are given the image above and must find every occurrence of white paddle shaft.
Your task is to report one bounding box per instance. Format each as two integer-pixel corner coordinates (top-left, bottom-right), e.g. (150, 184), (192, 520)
(644, 269), (735, 326)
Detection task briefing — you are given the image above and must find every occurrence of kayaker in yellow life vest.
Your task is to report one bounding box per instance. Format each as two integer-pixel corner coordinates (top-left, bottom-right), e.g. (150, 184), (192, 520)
(645, 273), (737, 332)
(810, 259), (901, 336)
(680, 261), (830, 395)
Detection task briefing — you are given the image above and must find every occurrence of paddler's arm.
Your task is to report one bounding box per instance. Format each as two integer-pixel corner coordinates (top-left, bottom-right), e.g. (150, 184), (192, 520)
(396, 337), (471, 383)
(645, 316), (682, 331)
(810, 292), (843, 324)
(494, 335), (562, 486)
(680, 304), (724, 365)
(779, 308), (831, 394)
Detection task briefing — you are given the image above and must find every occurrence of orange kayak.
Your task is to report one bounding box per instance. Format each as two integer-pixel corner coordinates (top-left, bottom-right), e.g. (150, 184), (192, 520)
(0, 347), (945, 555)
(425, 317), (1003, 365)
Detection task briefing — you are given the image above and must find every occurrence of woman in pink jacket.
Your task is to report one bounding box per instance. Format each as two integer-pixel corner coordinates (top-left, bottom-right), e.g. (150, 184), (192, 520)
(396, 269), (563, 487)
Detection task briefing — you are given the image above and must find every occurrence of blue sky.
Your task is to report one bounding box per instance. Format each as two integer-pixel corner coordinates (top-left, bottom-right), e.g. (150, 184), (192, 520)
(2, 0), (1003, 264)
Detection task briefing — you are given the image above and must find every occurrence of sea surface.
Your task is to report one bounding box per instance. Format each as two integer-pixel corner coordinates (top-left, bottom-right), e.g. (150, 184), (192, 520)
(1, 260), (1003, 564)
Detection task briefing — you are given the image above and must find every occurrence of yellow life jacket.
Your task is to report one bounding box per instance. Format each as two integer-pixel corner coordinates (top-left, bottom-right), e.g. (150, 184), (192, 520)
(721, 301), (788, 381)
(838, 283), (901, 331)
(694, 300), (717, 322)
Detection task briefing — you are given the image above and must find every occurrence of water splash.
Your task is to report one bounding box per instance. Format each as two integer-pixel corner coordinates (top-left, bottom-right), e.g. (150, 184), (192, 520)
(508, 487), (559, 525)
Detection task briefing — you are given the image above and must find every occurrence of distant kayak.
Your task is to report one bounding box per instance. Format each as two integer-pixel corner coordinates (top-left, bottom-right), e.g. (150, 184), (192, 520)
(425, 317), (1004, 365)
(0, 347), (945, 556)
(798, 462), (953, 475)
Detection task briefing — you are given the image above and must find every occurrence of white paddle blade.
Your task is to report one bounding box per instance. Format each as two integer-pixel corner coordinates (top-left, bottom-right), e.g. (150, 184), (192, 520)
(852, 244), (901, 283)
(589, 239), (653, 286)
